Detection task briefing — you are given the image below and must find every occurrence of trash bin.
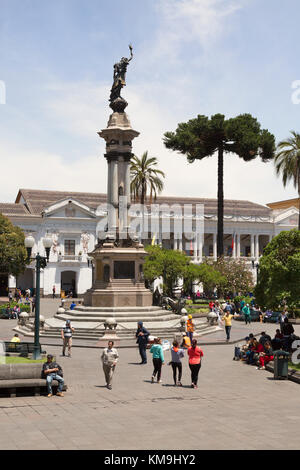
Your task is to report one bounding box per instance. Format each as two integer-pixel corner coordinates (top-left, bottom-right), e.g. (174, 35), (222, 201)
(273, 350), (290, 379)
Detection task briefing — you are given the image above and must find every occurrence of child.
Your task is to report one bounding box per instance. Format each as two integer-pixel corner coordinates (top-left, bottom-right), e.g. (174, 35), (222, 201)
(170, 341), (184, 386)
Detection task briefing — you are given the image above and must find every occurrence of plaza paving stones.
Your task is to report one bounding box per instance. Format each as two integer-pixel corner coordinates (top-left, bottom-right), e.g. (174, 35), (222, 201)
(1, 299), (300, 450)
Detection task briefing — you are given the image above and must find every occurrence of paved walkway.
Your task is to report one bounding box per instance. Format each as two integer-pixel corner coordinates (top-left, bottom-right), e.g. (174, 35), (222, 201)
(1, 317), (300, 450)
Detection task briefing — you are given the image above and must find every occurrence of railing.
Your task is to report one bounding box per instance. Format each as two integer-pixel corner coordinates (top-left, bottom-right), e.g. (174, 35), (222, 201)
(58, 255), (82, 262)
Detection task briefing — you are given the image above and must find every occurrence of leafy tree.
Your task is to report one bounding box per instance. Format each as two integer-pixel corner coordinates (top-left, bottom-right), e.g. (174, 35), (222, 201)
(210, 257), (254, 297)
(254, 229), (300, 314)
(163, 113), (275, 256)
(130, 151), (165, 205)
(183, 262), (225, 295)
(144, 245), (224, 297)
(274, 131), (300, 229)
(0, 213), (28, 277)
(143, 245), (189, 295)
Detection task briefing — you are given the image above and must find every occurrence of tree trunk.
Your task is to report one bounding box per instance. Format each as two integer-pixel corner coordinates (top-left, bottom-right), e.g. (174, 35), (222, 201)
(298, 171), (300, 231)
(217, 146), (224, 257)
(141, 178), (146, 206)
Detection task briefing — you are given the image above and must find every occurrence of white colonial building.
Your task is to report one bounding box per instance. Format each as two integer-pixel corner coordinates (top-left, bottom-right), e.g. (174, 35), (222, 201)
(0, 188), (298, 297)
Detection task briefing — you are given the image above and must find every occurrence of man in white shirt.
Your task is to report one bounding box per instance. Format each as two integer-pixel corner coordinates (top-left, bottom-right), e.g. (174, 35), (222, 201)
(101, 341), (119, 390)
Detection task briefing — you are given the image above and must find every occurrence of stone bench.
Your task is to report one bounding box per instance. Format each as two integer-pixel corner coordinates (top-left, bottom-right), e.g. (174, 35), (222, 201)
(0, 364), (67, 397)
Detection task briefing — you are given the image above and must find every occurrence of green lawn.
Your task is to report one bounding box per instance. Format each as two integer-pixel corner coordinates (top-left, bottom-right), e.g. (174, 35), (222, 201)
(289, 361), (300, 371)
(0, 356), (46, 364)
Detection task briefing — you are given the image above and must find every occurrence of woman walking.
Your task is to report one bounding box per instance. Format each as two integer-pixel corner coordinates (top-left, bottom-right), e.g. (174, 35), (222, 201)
(222, 310), (235, 342)
(170, 340), (185, 386)
(150, 338), (164, 384)
(188, 339), (204, 389)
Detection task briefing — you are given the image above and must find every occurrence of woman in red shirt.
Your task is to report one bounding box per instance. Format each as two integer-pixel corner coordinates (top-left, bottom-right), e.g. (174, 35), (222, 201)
(187, 339), (204, 389)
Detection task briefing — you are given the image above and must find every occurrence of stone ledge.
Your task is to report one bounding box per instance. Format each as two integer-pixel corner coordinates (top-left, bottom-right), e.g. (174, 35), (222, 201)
(265, 362), (300, 384)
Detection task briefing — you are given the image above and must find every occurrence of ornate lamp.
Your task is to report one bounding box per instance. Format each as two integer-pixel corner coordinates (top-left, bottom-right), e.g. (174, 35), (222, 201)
(43, 235), (53, 261)
(25, 235), (35, 260)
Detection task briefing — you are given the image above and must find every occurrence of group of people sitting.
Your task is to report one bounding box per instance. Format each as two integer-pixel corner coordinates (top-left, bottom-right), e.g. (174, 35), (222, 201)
(5, 304), (21, 319)
(239, 332), (275, 370)
(238, 322), (298, 369)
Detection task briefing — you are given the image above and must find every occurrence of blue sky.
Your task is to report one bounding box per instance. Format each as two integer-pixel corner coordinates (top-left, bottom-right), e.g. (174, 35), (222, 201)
(0, 0), (299, 205)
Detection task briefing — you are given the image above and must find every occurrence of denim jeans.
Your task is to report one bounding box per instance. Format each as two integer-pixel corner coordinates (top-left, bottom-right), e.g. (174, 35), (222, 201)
(171, 362), (182, 384)
(46, 373), (64, 394)
(187, 331), (193, 344)
(225, 326), (231, 340)
(138, 344), (147, 363)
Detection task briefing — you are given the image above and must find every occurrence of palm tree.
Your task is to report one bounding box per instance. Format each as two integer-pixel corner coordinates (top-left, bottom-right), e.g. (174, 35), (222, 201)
(275, 131), (300, 230)
(130, 151), (165, 205)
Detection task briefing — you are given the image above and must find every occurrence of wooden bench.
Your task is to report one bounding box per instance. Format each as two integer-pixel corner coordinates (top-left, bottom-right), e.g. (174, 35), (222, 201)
(4, 342), (46, 357)
(0, 364), (67, 397)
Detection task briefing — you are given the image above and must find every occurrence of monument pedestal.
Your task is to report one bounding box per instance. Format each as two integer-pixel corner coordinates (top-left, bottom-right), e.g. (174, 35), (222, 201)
(84, 241), (152, 308)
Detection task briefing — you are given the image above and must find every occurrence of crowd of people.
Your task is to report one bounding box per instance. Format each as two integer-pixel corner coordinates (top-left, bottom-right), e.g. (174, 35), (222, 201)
(236, 321), (298, 369)
(135, 321), (204, 389)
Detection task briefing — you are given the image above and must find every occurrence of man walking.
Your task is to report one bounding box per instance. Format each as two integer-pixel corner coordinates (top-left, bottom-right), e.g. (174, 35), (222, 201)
(186, 315), (195, 344)
(242, 304), (251, 325)
(101, 341), (119, 390)
(42, 354), (64, 397)
(61, 320), (75, 357)
(136, 321), (150, 364)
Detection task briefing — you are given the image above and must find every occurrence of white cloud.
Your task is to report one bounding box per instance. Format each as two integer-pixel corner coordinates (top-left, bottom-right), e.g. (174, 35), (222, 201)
(0, 142), (106, 203)
(1, 77), (297, 207)
(151, 0), (244, 60)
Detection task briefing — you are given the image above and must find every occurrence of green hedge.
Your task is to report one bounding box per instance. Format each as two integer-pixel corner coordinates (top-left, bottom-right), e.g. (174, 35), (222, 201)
(0, 303), (31, 317)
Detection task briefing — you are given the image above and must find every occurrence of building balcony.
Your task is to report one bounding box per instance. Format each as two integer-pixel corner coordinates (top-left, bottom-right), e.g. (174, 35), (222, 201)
(58, 254), (83, 264)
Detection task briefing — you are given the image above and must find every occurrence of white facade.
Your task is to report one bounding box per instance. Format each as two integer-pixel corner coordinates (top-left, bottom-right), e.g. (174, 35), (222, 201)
(0, 190), (298, 297)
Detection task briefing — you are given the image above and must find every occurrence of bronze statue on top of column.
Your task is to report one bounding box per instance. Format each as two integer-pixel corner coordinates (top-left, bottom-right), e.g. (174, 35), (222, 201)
(109, 44), (133, 112)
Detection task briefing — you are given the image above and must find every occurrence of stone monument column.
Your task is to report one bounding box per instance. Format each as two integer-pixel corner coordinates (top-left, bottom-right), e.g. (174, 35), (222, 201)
(84, 45), (153, 308)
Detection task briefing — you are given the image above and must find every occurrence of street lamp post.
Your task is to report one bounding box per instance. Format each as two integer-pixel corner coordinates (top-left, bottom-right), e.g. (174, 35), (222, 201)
(256, 262), (260, 284)
(25, 235), (52, 360)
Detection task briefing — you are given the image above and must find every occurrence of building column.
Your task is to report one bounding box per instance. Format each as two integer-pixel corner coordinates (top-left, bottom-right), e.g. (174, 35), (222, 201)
(198, 233), (203, 263)
(232, 233), (236, 258)
(213, 233), (217, 261)
(107, 160), (112, 205)
(125, 160), (131, 203)
(174, 237), (178, 250)
(255, 234), (259, 260)
(178, 237), (183, 251)
(111, 159), (118, 206)
(251, 234), (255, 259)
(8, 275), (16, 293)
(193, 236), (198, 262)
(236, 234), (240, 259)
(110, 159), (119, 231)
